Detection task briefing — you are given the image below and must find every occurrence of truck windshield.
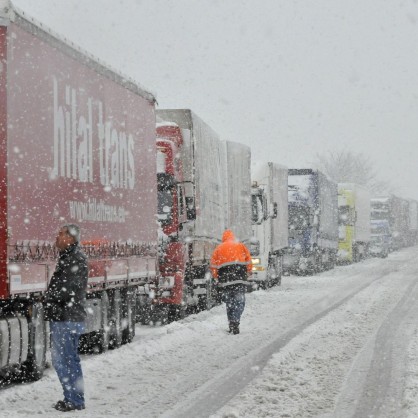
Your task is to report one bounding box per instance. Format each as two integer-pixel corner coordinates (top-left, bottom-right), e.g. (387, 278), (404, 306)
(371, 235), (383, 242)
(371, 210), (388, 220)
(338, 205), (350, 225)
(251, 193), (263, 224)
(157, 189), (173, 225)
(371, 203), (389, 220)
(371, 225), (388, 234)
(288, 205), (310, 230)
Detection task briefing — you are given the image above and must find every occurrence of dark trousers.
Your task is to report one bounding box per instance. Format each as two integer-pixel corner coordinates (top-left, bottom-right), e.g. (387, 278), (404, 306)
(222, 286), (246, 323)
(50, 321), (85, 407)
(218, 265), (247, 323)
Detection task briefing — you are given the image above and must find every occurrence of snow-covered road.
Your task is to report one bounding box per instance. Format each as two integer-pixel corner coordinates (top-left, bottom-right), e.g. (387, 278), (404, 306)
(1, 247), (418, 417)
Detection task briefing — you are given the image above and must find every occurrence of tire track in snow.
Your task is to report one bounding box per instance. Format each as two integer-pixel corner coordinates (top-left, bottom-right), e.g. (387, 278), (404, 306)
(347, 268), (418, 418)
(165, 257), (413, 418)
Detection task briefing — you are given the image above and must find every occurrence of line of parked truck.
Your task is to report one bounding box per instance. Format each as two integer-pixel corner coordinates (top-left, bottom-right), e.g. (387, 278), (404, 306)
(0, 1), (417, 383)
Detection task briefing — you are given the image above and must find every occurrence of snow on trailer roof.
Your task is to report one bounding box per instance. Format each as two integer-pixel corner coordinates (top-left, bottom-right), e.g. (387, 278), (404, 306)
(156, 121), (179, 128)
(3, 0), (156, 104)
(371, 196), (390, 202)
(338, 183), (370, 192)
(251, 160), (287, 184)
(338, 182), (356, 190)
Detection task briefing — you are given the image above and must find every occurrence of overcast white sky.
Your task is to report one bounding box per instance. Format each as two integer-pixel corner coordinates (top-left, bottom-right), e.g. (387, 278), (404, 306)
(12, 0), (418, 199)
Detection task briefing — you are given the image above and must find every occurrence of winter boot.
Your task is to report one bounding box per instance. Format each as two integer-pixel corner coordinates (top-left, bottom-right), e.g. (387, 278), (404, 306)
(229, 321), (240, 335)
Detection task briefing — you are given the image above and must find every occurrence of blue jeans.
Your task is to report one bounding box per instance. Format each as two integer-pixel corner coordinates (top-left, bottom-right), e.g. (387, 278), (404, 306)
(50, 321), (85, 407)
(222, 287), (245, 322)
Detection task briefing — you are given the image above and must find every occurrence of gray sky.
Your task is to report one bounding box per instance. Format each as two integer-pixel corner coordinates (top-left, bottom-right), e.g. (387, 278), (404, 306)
(13, 0), (418, 199)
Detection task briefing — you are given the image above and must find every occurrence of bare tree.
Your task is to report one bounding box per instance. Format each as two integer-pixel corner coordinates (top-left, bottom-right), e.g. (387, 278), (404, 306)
(312, 151), (393, 195)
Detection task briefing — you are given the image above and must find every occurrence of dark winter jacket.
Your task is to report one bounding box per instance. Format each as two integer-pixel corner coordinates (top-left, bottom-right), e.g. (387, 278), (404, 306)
(43, 244), (88, 322)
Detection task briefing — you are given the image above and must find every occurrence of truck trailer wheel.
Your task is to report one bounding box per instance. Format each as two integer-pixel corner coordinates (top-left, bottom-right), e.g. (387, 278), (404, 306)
(139, 309), (151, 325)
(109, 290), (123, 349)
(276, 256), (283, 286)
(122, 290), (136, 343)
(168, 304), (186, 322)
(198, 289), (212, 311)
(95, 292), (110, 353)
(22, 303), (47, 381)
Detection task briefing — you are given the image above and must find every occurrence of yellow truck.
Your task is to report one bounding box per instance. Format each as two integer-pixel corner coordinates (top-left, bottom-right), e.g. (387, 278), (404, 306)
(338, 184), (371, 263)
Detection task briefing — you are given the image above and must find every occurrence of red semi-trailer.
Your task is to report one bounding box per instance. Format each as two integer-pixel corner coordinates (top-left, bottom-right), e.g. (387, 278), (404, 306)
(0, 2), (157, 380)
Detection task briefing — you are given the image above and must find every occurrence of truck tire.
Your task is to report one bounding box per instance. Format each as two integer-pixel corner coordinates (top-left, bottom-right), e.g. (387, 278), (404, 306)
(200, 277), (213, 311)
(177, 304), (187, 320)
(314, 252), (323, 273)
(353, 246), (359, 263)
(95, 292), (110, 353)
(169, 303), (186, 322)
(269, 256), (281, 287)
(136, 294), (151, 325)
(276, 256), (283, 286)
(22, 303), (47, 381)
(140, 309), (151, 325)
(122, 290), (136, 344)
(109, 290), (122, 349)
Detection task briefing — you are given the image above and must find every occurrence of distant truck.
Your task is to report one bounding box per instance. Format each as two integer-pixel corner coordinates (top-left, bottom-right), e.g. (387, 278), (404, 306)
(337, 183), (371, 263)
(141, 110), (251, 323)
(407, 199), (418, 246)
(369, 219), (391, 258)
(0, 1), (157, 379)
(284, 169), (338, 274)
(370, 195), (409, 251)
(250, 162), (288, 287)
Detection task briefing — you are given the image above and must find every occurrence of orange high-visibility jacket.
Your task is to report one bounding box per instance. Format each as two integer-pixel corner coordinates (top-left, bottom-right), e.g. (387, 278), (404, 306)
(210, 230), (252, 279)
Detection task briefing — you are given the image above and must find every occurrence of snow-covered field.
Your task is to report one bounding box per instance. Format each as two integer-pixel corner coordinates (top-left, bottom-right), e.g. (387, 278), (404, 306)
(1, 246), (418, 417)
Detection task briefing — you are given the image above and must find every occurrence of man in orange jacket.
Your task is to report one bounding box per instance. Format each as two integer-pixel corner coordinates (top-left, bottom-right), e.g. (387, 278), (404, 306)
(210, 230), (252, 334)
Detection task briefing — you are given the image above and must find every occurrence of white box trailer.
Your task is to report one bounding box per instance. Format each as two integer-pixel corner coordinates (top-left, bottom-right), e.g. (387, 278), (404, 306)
(250, 161), (288, 287)
(157, 109), (226, 263)
(408, 199), (418, 245)
(223, 140), (252, 243)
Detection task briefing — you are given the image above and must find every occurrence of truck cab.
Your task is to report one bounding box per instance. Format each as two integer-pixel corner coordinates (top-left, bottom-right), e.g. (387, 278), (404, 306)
(250, 162), (288, 287)
(370, 197), (393, 253)
(251, 182), (274, 287)
(337, 184), (371, 263)
(369, 219), (391, 258)
(284, 169), (338, 275)
(285, 187), (315, 273)
(137, 123), (190, 324)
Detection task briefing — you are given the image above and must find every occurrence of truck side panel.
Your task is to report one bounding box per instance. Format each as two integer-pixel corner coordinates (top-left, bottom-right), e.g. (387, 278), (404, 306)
(270, 163), (288, 252)
(353, 184), (371, 243)
(7, 22), (157, 295)
(224, 141), (251, 243)
(409, 200), (418, 231)
(156, 109), (226, 262)
(193, 115), (225, 246)
(0, 26), (7, 299)
(317, 172), (338, 249)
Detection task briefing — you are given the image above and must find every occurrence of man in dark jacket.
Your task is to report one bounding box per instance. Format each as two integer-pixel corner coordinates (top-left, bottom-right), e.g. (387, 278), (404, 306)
(44, 224), (88, 412)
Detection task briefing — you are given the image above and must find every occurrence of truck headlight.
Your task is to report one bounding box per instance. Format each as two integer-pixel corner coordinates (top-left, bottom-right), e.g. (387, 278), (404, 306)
(251, 258), (261, 265)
